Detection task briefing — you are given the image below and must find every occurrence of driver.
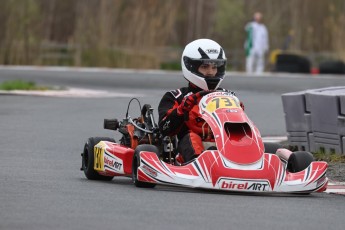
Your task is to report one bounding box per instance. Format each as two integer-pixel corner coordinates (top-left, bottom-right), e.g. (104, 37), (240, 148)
(158, 39), (244, 162)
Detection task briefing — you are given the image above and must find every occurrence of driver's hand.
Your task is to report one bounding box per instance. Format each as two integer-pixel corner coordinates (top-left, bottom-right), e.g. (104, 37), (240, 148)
(221, 89), (236, 96)
(177, 91), (213, 115)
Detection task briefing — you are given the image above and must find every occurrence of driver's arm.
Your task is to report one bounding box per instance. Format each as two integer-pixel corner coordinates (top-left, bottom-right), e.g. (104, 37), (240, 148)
(158, 91), (184, 136)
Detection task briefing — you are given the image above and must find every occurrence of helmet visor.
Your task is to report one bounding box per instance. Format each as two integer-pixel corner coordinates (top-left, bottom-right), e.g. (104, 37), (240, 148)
(194, 59), (226, 68)
(183, 56), (227, 80)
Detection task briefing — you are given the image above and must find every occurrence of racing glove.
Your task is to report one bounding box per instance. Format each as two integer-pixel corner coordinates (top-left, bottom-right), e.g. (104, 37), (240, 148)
(177, 91), (212, 115)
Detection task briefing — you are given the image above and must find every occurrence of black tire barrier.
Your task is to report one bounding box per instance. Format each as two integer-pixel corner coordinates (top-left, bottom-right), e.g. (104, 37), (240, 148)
(319, 60), (345, 74)
(275, 54), (311, 74)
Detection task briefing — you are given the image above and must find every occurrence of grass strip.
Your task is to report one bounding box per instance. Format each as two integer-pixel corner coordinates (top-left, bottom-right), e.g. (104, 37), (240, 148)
(0, 80), (52, 91)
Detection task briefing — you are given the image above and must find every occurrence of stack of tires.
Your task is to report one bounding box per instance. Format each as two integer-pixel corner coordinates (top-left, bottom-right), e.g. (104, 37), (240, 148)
(319, 60), (345, 74)
(274, 53), (311, 73)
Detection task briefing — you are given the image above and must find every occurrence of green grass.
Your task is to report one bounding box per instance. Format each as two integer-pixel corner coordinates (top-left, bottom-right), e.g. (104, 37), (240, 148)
(286, 142), (345, 163)
(0, 80), (52, 91)
(313, 151), (345, 163)
(160, 61), (181, 70)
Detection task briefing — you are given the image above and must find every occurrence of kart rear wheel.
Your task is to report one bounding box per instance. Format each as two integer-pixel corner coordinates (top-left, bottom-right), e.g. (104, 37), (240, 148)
(132, 144), (159, 188)
(287, 151), (314, 173)
(82, 137), (115, 181)
(264, 142), (282, 154)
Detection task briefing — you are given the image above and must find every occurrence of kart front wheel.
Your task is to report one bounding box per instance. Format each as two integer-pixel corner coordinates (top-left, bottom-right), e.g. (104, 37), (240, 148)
(287, 151), (314, 173)
(132, 144), (159, 188)
(82, 137), (115, 181)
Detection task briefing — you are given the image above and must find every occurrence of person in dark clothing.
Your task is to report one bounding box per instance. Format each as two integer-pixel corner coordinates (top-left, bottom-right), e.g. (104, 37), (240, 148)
(158, 39), (243, 162)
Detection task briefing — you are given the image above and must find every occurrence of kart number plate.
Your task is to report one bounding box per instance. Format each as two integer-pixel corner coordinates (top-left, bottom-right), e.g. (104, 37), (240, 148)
(94, 146), (104, 171)
(206, 97), (239, 113)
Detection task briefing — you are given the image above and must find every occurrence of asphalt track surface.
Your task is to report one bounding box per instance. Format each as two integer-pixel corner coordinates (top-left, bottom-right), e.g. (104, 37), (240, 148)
(1, 67), (345, 230)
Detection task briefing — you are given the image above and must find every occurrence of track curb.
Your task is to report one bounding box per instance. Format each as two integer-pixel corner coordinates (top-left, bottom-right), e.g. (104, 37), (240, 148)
(326, 181), (345, 195)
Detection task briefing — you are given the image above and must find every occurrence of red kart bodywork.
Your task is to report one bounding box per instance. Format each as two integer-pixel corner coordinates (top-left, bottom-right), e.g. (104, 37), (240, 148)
(93, 141), (134, 177)
(92, 92), (328, 193)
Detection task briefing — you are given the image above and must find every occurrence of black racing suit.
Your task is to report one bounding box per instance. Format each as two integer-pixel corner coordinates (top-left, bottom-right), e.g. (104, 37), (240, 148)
(158, 84), (235, 162)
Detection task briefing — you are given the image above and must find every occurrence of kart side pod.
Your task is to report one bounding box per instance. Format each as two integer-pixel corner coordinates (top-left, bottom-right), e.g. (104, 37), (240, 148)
(94, 141), (135, 177)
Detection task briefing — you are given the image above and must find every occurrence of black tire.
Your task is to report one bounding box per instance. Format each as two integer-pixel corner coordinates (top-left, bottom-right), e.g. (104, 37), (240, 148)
(287, 151), (314, 173)
(319, 60), (345, 74)
(264, 142), (282, 154)
(275, 54), (311, 73)
(132, 144), (159, 188)
(82, 137), (115, 181)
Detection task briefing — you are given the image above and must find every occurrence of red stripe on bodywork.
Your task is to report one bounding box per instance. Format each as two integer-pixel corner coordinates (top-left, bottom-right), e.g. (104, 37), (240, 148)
(305, 162), (328, 186)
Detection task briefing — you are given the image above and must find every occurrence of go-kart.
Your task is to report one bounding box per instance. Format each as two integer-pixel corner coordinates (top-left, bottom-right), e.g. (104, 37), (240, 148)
(80, 91), (328, 194)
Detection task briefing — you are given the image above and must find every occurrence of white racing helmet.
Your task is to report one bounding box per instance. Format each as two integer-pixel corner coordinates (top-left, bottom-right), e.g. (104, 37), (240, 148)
(181, 39), (227, 90)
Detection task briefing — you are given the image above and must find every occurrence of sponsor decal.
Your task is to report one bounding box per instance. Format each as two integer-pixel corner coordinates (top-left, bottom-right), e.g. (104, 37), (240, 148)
(163, 120), (170, 130)
(226, 109), (238, 113)
(218, 178), (270, 191)
(142, 164), (158, 178)
(206, 49), (219, 54)
(104, 155), (122, 171)
(205, 91), (226, 97)
(163, 120), (170, 131)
